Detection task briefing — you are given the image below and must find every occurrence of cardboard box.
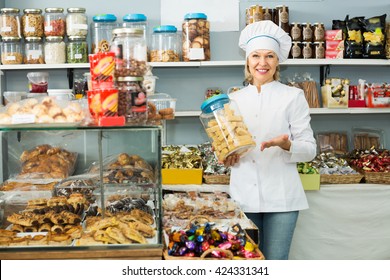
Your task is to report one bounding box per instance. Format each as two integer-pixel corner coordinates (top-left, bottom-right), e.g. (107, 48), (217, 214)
(325, 29), (343, 41)
(326, 40), (344, 51)
(325, 50), (344, 59)
(162, 168), (203, 184)
(300, 174), (320, 191)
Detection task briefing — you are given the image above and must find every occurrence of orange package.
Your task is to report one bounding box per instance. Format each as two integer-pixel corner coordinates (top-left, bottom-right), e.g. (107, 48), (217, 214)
(89, 52), (115, 89)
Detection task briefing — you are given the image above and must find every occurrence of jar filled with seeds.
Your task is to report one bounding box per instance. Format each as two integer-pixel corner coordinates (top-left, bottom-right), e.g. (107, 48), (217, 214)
(150, 25), (180, 62)
(182, 13), (210, 61)
(66, 7), (88, 37)
(110, 27), (147, 77)
(0, 8), (21, 38)
(91, 14), (118, 54)
(44, 36), (66, 64)
(44, 8), (65, 37)
(21, 9), (44, 37)
(24, 36), (44, 64)
(67, 35), (88, 63)
(1, 37), (23, 65)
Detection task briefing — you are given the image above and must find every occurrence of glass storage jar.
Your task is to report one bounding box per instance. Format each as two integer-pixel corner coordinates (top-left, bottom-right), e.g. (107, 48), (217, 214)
(44, 8), (65, 37)
(150, 25), (180, 62)
(91, 14), (118, 53)
(116, 76), (147, 124)
(24, 36), (44, 64)
(21, 8), (44, 37)
(44, 36), (66, 64)
(1, 37), (23, 65)
(122, 13), (148, 42)
(0, 8), (21, 38)
(66, 7), (88, 37)
(200, 94), (256, 162)
(182, 13), (210, 61)
(66, 35), (88, 63)
(110, 27), (147, 77)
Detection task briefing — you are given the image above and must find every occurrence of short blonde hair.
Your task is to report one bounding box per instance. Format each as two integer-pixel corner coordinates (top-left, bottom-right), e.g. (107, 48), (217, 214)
(244, 60), (280, 85)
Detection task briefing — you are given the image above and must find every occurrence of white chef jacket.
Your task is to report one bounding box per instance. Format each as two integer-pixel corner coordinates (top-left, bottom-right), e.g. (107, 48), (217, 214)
(228, 81), (316, 212)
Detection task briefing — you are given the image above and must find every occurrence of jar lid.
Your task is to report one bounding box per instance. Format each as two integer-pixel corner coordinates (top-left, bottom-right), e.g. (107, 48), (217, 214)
(112, 27), (143, 36)
(93, 14), (117, 22)
(184, 13), (207, 20)
(23, 8), (42, 14)
(117, 77), (144, 82)
(68, 35), (87, 41)
(67, 7), (86, 13)
(45, 36), (63, 42)
(1, 8), (20, 14)
(45, 8), (64, 13)
(200, 94), (230, 114)
(2, 36), (21, 42)
(153, 25), (177, 33)
(123, 13), (147, 22)
(25, 36), (43, 42)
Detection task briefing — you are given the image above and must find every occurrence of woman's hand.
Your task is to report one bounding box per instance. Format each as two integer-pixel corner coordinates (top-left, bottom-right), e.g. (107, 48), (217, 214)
(260, 134), (291, 151)
(223, 153), (240, 167)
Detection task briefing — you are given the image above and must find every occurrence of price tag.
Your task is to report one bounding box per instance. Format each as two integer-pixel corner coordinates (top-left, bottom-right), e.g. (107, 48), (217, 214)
(12, 114), (35, 124)
(189, 48), (205, 60)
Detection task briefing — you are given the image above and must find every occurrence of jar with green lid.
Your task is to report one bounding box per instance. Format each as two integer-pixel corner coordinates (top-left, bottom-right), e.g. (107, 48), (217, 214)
(182, 13), (210, 61)
(122, 13), (148, 42)
(24, 36), (44, 64)
(150, 25), (180, 62)
(44, 8), (65, 37)
(91, 14), (118, 53)
(110, 27), (147, 77)
(21, 9), (44, 37)
(67, 36), (88, 63)
(44, 36), (66, 64)
(0, 8), (21, 38)
(66, 7), (88, 37)
(1, 37), (23, 65)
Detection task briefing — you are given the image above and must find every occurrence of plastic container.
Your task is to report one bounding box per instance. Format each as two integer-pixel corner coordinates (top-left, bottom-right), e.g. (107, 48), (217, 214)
(116, 76), (147, 124)
(66, 35), (88, 63)
(182, 13), (210, 61)
(44, 8), (65, 37)
(148, 93), (176, 120)
(21, 8), (44, 37)
(66, 7), (88, 37)
(200, 94), (256, 162)
(1, 37), (23, 65)
(91, 14), (118, 54)
(110, 27), (147, 77)
(47, 89), (74, 101)
(3, 91), (27, 105)
(44, 36), (66, 64)
(24, 36), (44, 64)
(0, 8), (21, 38)
(122, 13), (148, 42)
(27, 72), (49, 93)
(150, 25), (180, 62)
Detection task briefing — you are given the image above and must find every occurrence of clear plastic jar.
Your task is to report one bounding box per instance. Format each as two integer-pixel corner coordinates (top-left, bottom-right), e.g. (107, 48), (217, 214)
(66, 7), (88, 37)
(116, 76), (147, 124)
(110, 27), (147, 77)
(182, 13), (210, 61)
(200, 94), (256, 162)
(1, 37), (23, 65)
(24, 36), (44, 64)
(44, 36), (66, 64)
(0, 8), (21, 38)
(122, 13), (147, 42)
(21, 9), (44, 37)
(150, 25), (180, 62)
(67, 36), (88, 63)
(91, 14), (118, 53)
(44, 8), (66, 37)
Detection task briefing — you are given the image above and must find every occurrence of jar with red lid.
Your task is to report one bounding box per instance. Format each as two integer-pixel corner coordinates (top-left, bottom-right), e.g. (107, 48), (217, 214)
(44, 8), (65, 37)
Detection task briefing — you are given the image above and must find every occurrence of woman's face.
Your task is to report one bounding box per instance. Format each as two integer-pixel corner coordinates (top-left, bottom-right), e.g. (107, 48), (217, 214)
(247, 49), (279, 86)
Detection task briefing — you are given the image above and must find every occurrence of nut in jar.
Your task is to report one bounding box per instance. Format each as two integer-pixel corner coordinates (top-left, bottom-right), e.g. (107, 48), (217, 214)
(182, 13), (210, 61)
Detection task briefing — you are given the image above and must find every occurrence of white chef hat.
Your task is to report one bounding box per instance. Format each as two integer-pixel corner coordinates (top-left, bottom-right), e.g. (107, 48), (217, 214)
(239, 20), (292, 63)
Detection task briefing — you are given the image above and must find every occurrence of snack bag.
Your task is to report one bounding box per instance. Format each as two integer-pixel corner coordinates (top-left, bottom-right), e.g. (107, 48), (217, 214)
(89, 52), (115, 89)
(362, 14), (387, 58)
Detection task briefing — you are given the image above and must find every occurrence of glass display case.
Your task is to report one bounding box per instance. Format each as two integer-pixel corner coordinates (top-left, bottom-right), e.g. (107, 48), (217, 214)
(0, 125), (163, 259)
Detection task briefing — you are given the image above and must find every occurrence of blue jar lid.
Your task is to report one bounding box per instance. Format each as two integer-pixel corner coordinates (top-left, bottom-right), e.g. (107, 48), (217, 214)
(201, 94), (229, 114)
(184, 13), (207, 20)
(93, 14), (117, 22)
(153, 25), (177, 33)
(123, 13), (147, 22)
